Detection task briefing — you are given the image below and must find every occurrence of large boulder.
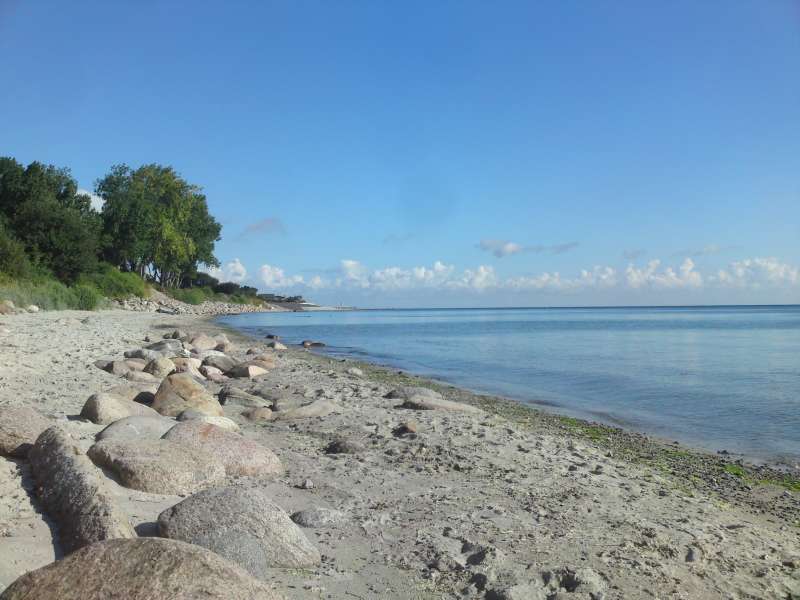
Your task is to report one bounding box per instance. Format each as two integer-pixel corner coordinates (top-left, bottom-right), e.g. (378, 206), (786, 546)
(226, 363), (268, 379)
(95, 416), (176, 442)
(158, 486), (321, 578)
(123, 370), (159, 384)
(151, 374), (223, 417)
(123, 358), (146, 371)
(202, 354), (237, 373)
(188, 333), (217, 351)
(87, 438), (225, 495)
(162, 421), (282, 477)
(80, 393), (161, 425)
(242, 407), (274, 422)
(273, 399), (339, 420)
(28, 427), (135, 553)
(388, 386), (485, 414)
(0, 406), (52, 457)
(0, 538), (283, 600)
(104, 383), (157, 404)
(145, 339), (183, 354)
(176, 413), (240, 433)
(199, 365), (224, 382)
(143, 356), (175, 378)
(266, 340), (287, 350)
(101, 360), (130, 376)
(123, 348), (162, 362)
(218, 386), (270, 408)
(171, 357), (204, 379)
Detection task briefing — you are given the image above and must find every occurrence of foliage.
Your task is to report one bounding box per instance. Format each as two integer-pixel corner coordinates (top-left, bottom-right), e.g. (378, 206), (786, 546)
(72, 284), (102, 310)
(96, 164), (221, 287)
(0, 158), (100, 282)
(167, 287), (208, 305)
(0, 220), (34, 279)
(79, 264), (148, 299)
(0, 278), (93, 311)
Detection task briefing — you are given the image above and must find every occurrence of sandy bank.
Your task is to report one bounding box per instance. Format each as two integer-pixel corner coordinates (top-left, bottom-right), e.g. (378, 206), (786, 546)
(0, 309), (797, 599)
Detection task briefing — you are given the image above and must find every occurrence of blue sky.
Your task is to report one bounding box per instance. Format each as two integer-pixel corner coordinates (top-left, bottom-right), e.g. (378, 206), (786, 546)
(2, 1), (799, 307)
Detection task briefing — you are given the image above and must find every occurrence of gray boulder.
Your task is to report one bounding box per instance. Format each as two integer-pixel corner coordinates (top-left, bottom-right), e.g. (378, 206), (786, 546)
(95, 416), (176, 442)
(0, 538), (283, 600)
(101, 360), (130, 376)
(202, 354), (237, 372)
(151, 373), (223, 417)
(226, 363), (268, 379)
(123, 348), (162, 362)
(188, 333), (217, 351)
(219, 386), (270, 408)
(158, 486), (321, 578)
(143, 356), (175, 378)
(273, 399), (339, 420)
(0, 406), (52, 457)
(80, 392), (161, 425)
(88, 438), (225, 495)
(162, 421), (282, 477)
(291, 507), (348, 529)
(28, 427), (136, 553)
(388, 386), (484, 413)
(146, 339), (183, 354)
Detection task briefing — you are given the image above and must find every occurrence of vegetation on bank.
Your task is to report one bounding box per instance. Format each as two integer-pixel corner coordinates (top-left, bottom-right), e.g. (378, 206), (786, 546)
(0, 156), (276, 311)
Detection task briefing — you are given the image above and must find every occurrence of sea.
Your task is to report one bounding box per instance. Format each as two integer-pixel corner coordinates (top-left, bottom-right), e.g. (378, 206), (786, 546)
(217, 305), (800, 465)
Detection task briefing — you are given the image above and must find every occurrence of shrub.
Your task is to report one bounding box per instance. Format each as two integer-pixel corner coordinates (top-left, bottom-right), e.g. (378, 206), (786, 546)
(168, 287), (206, 305)
(72, 284), (102, 310)
(79, 264), (147, 299)
(0, 222), (34, 279)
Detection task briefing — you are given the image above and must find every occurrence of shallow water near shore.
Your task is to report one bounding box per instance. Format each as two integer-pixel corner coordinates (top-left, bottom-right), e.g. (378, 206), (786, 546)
(218, 305), (800, 465)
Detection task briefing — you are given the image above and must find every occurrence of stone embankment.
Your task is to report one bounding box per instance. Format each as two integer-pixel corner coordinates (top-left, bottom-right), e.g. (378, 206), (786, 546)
(113, 289), (282, 315)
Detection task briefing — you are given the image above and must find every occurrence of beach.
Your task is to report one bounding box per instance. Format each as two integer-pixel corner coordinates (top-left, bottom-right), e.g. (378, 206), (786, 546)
(0, 308), (798, 599)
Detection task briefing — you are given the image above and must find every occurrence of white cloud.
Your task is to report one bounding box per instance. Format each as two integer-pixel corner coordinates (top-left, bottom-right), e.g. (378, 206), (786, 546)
(78, 188), (104, 212)
(506, 265), (618, 292)
(625, 258), (702, 289)
(478, 239), (579, 258)
(712, 257), (799, 288)
(258, 264), (304, 288)
(206, 258), (248, 283)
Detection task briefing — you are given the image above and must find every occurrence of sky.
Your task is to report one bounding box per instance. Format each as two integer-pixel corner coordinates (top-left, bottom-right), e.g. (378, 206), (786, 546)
(1, 0), (799, 307)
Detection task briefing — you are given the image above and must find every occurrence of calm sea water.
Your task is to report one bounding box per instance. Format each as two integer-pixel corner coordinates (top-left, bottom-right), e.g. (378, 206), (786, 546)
(218, 306), (800, 465)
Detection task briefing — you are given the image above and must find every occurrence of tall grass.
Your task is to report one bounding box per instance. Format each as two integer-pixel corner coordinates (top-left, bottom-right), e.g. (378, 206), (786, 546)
(78, 265), (148, 299)
(0, 278), (102, 311)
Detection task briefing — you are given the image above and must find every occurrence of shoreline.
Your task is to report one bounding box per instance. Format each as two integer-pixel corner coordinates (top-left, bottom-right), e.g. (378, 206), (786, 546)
(215, 315), (800, 475)
(0, 308), (797, 598)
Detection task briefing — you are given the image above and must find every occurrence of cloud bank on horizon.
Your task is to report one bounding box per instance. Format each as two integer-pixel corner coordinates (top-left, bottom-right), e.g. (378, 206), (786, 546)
(202, 255), (800, 306)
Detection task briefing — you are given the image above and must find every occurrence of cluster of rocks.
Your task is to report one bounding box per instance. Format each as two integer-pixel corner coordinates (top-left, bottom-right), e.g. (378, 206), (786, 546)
(0, 328), (343, 599)
(0, 300), (39, 316)
(112, 291), (277, 316)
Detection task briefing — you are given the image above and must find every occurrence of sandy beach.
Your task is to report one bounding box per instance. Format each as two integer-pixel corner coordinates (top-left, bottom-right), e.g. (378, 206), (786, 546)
(0, 308), (797, 599)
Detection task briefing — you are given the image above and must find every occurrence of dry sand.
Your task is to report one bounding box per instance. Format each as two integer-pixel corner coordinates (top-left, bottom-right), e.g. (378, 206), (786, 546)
(0, 309), (797, 599)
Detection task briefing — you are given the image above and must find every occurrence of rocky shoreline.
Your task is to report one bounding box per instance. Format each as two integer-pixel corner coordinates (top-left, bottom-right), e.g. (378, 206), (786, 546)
(0, 309), (797, 599)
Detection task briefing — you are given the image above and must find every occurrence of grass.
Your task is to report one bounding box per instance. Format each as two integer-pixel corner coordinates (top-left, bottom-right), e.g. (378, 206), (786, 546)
(722, 462), (800, 493)
(0, 277), (103, 311)
(163, 285), (267, 307)
(78, 265), (148, 299)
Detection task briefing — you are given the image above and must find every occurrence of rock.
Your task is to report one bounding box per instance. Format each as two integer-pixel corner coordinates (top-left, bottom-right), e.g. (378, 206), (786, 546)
(0, 538), (283, 600)
(101, 360), (130, 376)
(95, 416), (176, 442)
(219, 386), (271, 408)
(246, 347), (263, 354)
(26, 304), (40, 313)
(215, 341), (234, 353)
(242, 407), (274, 422)
(324, 438), (364, 455)
(177, 414), (240, 432)
(123, 348), (162, 362)
(80, 392), (161, 425)
(388, 387), (485, 413)
(158, 486), (321, 577)
(199, 365), (224, 382)
(88, 438), (225, 495)
(345, 367), (364, 377)
(93, 359), (111, 371)
(0, 406), (52, 457)
(265, 333), (280, 340)
(28, 427), (136, 553)
(202, 354), (237, 372)
(162, 421), (282, 477)
(394, 420), (418, 436)
(123, 358), (146, 371)
(172, 357), (204, 379)
(301, 340), (325, 348)
(0, 300), (16, 315)
(143, 356), (175, 378)
(145, 339), (183, 354)
(123, 370), (159, 384)
(169, 329), (187, 339)
(291, 507), (347, 528)
(226, 364), (268, 379)
(104, 383), (157, 404)
(298, 478), (314, 490)
(273, 399), (339, 420)
(151, 374), (223, 417)
(188, 333), (217, 351)
(386, 386), (442, 401)
(266, 341), (288, 350)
